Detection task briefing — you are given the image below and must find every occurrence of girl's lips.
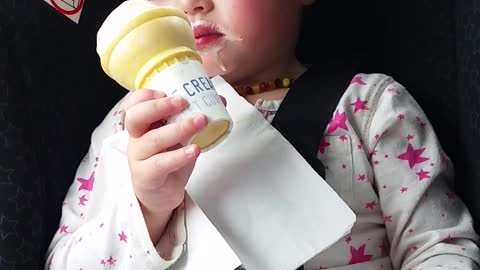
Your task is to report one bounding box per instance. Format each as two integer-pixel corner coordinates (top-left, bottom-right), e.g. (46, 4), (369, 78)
(192, 24), (225, 50)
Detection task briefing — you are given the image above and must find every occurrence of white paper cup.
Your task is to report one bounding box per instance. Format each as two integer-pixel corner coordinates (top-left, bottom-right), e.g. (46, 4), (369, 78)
(143, 59), (233, 152)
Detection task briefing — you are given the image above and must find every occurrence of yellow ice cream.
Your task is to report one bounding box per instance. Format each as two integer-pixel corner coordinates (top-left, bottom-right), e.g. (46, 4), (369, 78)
(96, 0), (201, 91)
(96, 0), (231, 151)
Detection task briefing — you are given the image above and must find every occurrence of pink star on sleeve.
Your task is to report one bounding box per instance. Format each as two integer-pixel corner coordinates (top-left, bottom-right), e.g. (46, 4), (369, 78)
(350, 76), (367, 86)
(327, 110), (349, 134)
(79, 195), (88, 206)
(379, 238), (390, 256)
(346, 236), (352, 244)
(397, 144), (429, 169)
(60, 225), (68, 234)
(349, 244), (372, 264)
(416, 169), (431, 181)
(384, 216), (393, 223)
(443, 234), (453, 243)
(77, 172), (95, 192)
(319, 136), (330, 154)
(365, 201), (378, 210)
(107, 256), (117, 266)
(350, 98), (368, 113)
(118, 231), (127, 243)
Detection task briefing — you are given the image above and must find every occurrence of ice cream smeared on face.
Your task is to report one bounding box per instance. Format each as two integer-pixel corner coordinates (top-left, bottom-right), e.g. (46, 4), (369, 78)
(192, 20), (242, 74)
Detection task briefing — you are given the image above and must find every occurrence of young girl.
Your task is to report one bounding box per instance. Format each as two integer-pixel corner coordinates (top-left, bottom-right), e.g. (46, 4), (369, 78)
(46, 0), (480, 269)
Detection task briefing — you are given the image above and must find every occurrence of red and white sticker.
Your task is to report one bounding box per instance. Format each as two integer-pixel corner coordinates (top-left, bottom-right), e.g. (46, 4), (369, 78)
(43, 0), (85, 24)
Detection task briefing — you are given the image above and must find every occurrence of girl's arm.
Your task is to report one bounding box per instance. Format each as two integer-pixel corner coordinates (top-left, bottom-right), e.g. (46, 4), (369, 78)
(367, 79), (480, 269)
(45, 97), (186, 270)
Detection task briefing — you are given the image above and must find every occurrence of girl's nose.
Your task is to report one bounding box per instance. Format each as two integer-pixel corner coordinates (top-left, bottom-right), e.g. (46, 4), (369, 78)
(179, 0), (214, 15)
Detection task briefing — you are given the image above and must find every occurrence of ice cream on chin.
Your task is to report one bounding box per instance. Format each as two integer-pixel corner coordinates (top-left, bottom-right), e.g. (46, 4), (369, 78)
(96, 0), (233, 151)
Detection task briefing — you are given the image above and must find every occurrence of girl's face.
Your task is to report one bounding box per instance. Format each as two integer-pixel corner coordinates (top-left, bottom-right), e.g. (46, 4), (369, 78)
(148, 0), (314, 86)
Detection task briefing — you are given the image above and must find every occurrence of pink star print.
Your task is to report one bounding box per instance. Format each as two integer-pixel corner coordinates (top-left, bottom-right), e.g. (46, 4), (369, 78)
(384, 216), (393, 223)
(349, 244), (373, 264)
(327, 110), (349, 134)
(397, 114), (405, 120)
(118, 231), (127, 243)
(374, 134), (380, 140)
(408, 229), (414, 234)
(350, 98), (368, 113)
(60, 225), (68, 234)
(446, 192), (454, 200)
(365, 201), (378, 210)
(374, 160), (380, 166)
(397, 144), (429, 169)
(407, 134), (414, 141)
(416, 169), (431, 181)
(340, 135), (348, 142)
(79, 195), (88, 206)
(77, 171), (95, 192)
(100, 259), (106, 265)
(350, 76), (367, 86)
(371, 150), (378, 157)
(346, 236), (352, 244)
(319, 137), (330, 154)
(379, 238), (390, 256)
(444, 234), (453, 243)
(401, 187), (408, 193)
(358, 174), (366, 182)
(416, 117), (427, 128)
(107, 256), (117, 266)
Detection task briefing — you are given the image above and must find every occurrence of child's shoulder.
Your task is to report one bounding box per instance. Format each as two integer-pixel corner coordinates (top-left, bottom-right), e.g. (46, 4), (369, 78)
(342, 72), (412, 106)
(347, 73), (398, 92)
(336, 72), (425, 145)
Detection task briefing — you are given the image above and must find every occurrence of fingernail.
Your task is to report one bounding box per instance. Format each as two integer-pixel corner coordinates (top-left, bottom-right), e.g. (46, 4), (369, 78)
(153, 91), (166, 99)
(170, 96), (183, 108)
(185, 145), (198, 159)
(193, 115), (208, 129)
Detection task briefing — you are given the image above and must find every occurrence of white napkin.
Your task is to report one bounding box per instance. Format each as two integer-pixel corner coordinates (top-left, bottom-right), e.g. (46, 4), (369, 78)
(170, 194), (242, 270)
(182, 76), (356, 270)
